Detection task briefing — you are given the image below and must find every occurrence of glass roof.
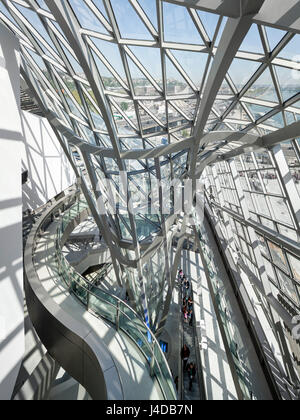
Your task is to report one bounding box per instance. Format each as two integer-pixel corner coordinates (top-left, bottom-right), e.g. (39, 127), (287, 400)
(0, 0), (298, 152)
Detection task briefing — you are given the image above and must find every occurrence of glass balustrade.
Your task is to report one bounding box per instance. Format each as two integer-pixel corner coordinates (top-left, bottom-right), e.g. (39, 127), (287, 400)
(42, 197), (177, 400)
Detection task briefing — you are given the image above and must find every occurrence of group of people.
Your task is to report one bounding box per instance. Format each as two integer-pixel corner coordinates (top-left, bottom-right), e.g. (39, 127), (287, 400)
(181, 344), (197, 391)
(178, 269), (197, 392)
(178, 269), (193, 327)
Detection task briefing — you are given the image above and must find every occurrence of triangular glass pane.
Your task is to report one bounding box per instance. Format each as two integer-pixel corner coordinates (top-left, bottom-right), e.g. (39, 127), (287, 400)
(275, 65), (300, 102)
(246, 103), (273, 121)
(163, 1), (201, 44)
(170, 99), (197, 120)
(261, 111), (285, 129)
(113, 98), (139, 125)
(277, 34), (300, 61)
(137, 0), (157, 30)
(168, 103), (189, 128)
(241, 153), (255, 170)
(265, 26), (287, 51)
(127, 56), (160, 96)
(220, 79), (235, 96)
(285, 111), (296, 126)
(78, 123), (96, 145)
(245, 68), (279, 102)
(128, 46), (163, 89)
(92, 50), (127, 94)
(291, 100), (300, 109)
(111, 104), (137, 135)
(174, 128), (192, 141)
(138, 105), (165, 135)
(91, 37), (127, 79)
(212, 99), (232, 116)
(228, 123), (250, 131)
(171, 50), (208, 89)
(26, 48), (51, 80)
(82, 92), (106, 131)
(63, 92), (83, 119)
(196, 10), (219, 41)
(110, 0), (154, 40)
(207, 110), (218, 121)
(168, 102), (182, 120)
(91, 0), (109, 20)
(141, 100), (166, 125)
(120, 137), (144, 150)
(14, 3), (59, 57)
(57, 39), (85, 77)
(68, 0), (109, 34)
(228, 58), (261, 91)
(165, 56), (193, 95)
(37, 0), (50, 11)
(56, 74), (85, 113)
(205, 121), (217, 132)
(215, 123), (234, 132)
(225, 104), (251, 122)
(239, 24), (265, 54)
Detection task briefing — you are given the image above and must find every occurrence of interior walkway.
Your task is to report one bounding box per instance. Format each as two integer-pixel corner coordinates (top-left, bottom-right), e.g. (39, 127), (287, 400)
(180, 218), (273, 400)
(32, 217), (164, 400)
(181, 303), (201, 400)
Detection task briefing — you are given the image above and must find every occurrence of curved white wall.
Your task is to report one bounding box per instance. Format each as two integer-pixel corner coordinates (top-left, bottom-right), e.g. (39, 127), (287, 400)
(21, 111), (76, 211)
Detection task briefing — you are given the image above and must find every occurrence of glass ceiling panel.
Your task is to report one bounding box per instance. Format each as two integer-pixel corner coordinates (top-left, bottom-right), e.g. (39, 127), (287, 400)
(68, 0), (110, 34)
(137, 0), (157, 31)
(239, 24), (264, 55)
(129, 46), (163, 89)
(170, 49), (208, 90)
(265, 26), (287, 51)
(196, 10), (219, 41)
(275, 65), (300, 103)
(228, 58), (261, 91)
(277, 34), (300, 61)
(110, 0), (154, 40)
(162, 1), (202, 45)
(245, 68), (279, 103)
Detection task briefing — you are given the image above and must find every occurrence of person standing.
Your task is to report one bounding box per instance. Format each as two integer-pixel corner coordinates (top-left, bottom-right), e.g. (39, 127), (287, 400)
(188, 309), (193, 327)
(187, 362), (196, 391)
(186, 278), (190, 293)
(183, 277), (188, 296)
(181, 344), (190, 371)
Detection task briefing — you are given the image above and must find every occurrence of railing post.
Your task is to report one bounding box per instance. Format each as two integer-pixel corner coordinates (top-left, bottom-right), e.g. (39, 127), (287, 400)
(150, 341), (155, 378)
(116, 301), (120, 331)
(87, 282), (91, 311)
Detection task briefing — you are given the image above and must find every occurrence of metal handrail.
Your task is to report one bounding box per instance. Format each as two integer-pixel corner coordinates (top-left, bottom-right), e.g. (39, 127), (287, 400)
(34, 194), (177, 400)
